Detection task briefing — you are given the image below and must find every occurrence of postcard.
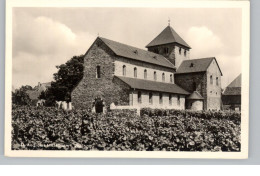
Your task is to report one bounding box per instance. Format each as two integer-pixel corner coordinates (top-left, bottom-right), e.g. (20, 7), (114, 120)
(5, 0), (250, 158)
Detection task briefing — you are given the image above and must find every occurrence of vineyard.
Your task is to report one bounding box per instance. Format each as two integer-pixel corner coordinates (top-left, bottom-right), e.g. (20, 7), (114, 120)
(12, 105), (241, 151)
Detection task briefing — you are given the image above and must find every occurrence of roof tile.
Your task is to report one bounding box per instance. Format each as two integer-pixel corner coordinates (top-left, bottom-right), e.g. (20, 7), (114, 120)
(146, 26), (191, 48)
(115, 76), (189, 95)
(223, 74), (241, 95)
(187, 91), (204, 100)
(176, 57), (222, 75)
(100, 37), (175, 69)
(227, 74), (241, 88)
(223, 87), (241, 95)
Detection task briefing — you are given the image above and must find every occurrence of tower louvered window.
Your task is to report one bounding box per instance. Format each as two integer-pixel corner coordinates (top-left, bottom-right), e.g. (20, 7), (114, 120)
(164, 47), (169, 54)
(96, 66), (101, 78)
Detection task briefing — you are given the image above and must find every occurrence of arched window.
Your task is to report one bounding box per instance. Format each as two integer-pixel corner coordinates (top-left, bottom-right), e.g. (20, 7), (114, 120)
(154, 71), (157, 81)
(149, 92), (153, 105)
(144, 69), (147, 79)
(134, 67), (137, 78)
(210, 75), (213, 84)
(162, 73), (165, 82)
(184, 50), (187, 56)
(159, 93), (163, 104)
(216, 77), (219, 86)
(122, 65), (126, 76)
(138, 91), (142, 104)
(170, 74), (173, 83)
(179, 48), (182, 55)
(177, 95), (180, 106)
(169, 94), (172, 105)
(96, 66), (101, 78)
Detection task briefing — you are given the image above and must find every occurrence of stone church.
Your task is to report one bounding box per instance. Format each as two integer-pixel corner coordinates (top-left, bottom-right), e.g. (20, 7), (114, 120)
(71, 24), (223, 112)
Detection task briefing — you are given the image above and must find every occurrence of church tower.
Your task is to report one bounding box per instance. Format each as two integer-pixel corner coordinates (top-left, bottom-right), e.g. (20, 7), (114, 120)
(146, 24), (191, 68)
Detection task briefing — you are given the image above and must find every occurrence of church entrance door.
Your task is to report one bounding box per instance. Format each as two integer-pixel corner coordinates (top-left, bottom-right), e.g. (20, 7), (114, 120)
(95, 97), (104, 113)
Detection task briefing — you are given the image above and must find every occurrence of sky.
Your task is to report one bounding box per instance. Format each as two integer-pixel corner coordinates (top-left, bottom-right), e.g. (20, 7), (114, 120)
(12, 7), (242, 89)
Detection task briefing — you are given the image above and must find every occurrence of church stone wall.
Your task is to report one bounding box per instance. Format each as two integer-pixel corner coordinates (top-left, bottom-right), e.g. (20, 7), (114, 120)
(114, 58), (175, 83)
(175, 72), (207, 109)
(71, 39), (131, 109)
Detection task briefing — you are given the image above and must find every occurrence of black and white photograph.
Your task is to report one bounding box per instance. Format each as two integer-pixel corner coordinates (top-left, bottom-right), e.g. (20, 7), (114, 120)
(5, 0), (249, 158)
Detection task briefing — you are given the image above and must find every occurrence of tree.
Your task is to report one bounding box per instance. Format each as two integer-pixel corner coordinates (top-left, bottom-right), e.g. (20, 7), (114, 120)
(38, 91), (46, 100)
(44, 55), (84, 105)
(12, 86), (33, 105)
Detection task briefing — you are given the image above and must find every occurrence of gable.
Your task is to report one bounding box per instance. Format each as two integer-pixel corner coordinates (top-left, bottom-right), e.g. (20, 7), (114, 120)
(83, 37), (114, 58)
(207, 58), (223, 76)
(176, 57), (223, 76)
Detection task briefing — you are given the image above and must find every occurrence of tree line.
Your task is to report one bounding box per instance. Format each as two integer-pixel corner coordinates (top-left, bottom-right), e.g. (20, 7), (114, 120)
(12, 55), (84, 106)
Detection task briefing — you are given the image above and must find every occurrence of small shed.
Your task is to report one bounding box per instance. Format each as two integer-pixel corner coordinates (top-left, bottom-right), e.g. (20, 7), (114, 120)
(186, 91), (204, 111)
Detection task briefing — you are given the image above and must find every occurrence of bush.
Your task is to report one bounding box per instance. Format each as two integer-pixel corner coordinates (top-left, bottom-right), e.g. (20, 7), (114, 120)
(11, 105), (241, 151)
(108, 109), (137, 117)
(140, 108), (241, 125)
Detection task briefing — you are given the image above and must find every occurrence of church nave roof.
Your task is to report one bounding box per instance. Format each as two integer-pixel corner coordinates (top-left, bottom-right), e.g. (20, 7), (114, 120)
(99, 37), (176, 69)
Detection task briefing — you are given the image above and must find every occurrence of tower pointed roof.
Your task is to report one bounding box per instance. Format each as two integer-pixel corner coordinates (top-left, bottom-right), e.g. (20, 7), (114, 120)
(146, 25), (191, 49)
(186, 91), (204, 100)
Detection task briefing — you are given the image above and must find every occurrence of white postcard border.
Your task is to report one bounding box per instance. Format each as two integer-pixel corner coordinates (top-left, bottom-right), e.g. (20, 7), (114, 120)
(5, 0), (250, 159)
